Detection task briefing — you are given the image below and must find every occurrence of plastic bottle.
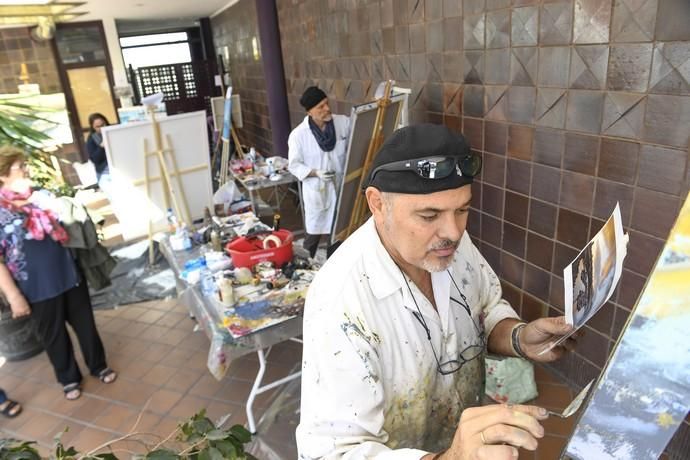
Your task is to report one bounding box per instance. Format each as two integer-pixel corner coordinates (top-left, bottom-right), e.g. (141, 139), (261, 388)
(200, 265), (218, 298)
(166, 208), (178, 233)
(210, 228), (222, 252)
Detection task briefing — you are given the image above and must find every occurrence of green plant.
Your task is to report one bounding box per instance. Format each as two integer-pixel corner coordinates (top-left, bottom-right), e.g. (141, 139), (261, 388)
(0, 97), (75, 197)
(0, 410), (256, 460)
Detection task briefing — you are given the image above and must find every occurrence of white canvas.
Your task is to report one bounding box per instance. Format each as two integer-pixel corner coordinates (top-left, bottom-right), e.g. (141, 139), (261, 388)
(102, 110), (213, 241)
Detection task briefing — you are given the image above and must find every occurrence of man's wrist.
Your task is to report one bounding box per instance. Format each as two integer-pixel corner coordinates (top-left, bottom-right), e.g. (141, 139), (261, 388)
(511, 322), (530, 359)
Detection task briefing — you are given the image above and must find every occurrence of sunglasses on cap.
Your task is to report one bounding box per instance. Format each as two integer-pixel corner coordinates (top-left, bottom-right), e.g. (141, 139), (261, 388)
(369, 155), (482, 182)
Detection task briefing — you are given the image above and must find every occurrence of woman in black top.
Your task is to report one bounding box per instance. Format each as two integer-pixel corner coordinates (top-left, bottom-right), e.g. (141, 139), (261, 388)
(85, 113), (110, 183)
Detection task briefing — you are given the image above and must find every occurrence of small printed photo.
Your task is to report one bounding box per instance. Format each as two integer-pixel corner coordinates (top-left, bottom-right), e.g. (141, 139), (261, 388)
(562, 204), (626, 330)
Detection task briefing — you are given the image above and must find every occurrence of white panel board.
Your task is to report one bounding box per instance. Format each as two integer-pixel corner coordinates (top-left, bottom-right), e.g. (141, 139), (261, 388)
(102, 110), (213, 241)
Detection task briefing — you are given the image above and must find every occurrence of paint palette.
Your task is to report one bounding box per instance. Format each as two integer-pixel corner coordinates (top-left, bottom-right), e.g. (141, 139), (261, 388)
(547, 379), (594, 419)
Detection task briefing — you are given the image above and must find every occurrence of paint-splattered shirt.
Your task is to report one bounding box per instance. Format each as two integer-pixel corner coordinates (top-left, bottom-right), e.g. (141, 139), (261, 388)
(297, 218), (520, 459)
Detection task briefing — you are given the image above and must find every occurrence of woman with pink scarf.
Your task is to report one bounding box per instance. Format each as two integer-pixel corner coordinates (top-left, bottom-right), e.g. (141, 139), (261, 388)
(0, 146), (116, 400)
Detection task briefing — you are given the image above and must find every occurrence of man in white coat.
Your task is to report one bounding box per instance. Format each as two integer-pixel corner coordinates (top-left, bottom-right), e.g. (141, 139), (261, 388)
(297, 124), (579, 459)
(288, 86), (350, 258)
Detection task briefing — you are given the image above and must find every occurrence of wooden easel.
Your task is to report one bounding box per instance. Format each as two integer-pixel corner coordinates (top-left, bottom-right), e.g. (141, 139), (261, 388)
(344, 81), (393, 239)
(142, 105), (192, 265)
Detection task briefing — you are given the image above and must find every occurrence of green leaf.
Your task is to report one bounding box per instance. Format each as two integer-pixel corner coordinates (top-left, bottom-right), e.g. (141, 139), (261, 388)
(212, 440), (236, 458)
(205, 430), (227, 441)
(95, 454), (119, 460)
(145, 449), (179, 460)
(192, 418), (215, 435)
(6, 451), (41, 460)
(229, 425), (252, 444)
(197, 448), (211, 460)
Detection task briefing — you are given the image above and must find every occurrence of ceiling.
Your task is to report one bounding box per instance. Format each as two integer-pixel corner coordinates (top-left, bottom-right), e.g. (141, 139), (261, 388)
(72, 0), (235, 22)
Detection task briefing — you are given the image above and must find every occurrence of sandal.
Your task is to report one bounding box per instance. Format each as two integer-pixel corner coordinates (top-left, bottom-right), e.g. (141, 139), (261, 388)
(63, 383), (82, 401)
(98, 368), (117, 384)
(0, 399), (22, 418)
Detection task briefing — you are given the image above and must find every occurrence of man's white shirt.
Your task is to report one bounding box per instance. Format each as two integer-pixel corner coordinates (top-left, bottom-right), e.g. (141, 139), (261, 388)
(297, 218), (520, 459)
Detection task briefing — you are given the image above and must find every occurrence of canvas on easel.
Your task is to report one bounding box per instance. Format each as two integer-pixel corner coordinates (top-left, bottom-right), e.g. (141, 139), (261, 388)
(102, 110), (213, 241)
(329, 88), (406, 243)
(562, 192), (690, 460)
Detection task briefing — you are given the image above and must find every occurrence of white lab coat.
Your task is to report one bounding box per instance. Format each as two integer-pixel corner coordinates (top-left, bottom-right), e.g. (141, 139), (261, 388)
(288, 114), (350, 235)
(297, 218), (520, 459)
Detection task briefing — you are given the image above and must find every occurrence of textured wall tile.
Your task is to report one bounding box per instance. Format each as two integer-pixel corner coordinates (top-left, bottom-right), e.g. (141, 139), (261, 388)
(464, 0), (487, 15)
(538, 46), (571, 87)
(487, 0), (510, 9)
(553, 242), (579, 274)
(426, 82), (444, 113)
(626, 230), (665, 278)
(464, 50), (485, 84)
(507, 86), (536, 124)
(442, 53), (463, 82)
(508, 124), (534, 160)
(511, 7), (539, 46)
(573, 0), (612, 43)
(535, 88), (567, 128)
(638, 144), (687, 196)
(564, 132), (599, 175)
(533, 127), (565, 167)
(528, 200), (558, 238)
(594, 179), (634, 225)
(482, 213), (503, 247)
(506, 158), (532, 195)
(409, 23), (426, 53)
(503, 222), (527, 257)
(566, 90), (604, 134)
(607, 44), (653, 92)
(505, 191), (528, 226)
(463, 84), (486, 117)
(523, 263), (551, 301)
(557, 208), (590, 248)
(527, 231), (555, 270)
(643, 94), (690, 148)
(485, 120), (508, 154)
(510, 47), (538, 86)
(485, 85), (509, 121)
(611, 0), (658, 42)
(532, 164), (562, 202)
(600, 92), (645, 139)
(560, 171), (595, 214)
(569, 45), (609, 90)
(649, 42), (690, 96)
(464, 13), (486, 49)
(426, 0), (444, 20)
(427, 53), (443, 81)
(426, 20), (445, 52)
(486, 10), (511, 48)
(483, 183), (505, 218)
(395, 25), (410, 53)
(655, 0), (690, 41)
(540, 1), (574, 45)
(443, 17), (463, 51)
(485, 49), (511, 84)
(501, 251), (524, 288)
(408, 0), (425, 23)
(631, 188), (680, 239)
(444, 0), (463, 17)
(598, 138), (639, 185)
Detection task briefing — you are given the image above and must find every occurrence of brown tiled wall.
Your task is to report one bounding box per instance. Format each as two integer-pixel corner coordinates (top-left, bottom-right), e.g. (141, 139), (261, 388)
(0, 27), (60, 95)
(273, 0), (690, 456)
(211, 1), (273, 155)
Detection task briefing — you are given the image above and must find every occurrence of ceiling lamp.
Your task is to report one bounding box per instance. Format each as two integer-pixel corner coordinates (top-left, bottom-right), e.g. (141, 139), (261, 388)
(0, 1), (87, 36)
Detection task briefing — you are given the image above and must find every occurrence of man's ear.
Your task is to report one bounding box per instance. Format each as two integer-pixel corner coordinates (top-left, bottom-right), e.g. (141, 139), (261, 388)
(365, 187), (384, 217)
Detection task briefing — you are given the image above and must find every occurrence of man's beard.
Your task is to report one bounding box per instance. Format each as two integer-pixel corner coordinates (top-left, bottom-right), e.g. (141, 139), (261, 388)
(422, 239), (459, 272)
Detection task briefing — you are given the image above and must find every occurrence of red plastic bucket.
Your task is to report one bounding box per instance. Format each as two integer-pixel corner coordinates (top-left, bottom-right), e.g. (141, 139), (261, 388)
(225, 229), (294, 268)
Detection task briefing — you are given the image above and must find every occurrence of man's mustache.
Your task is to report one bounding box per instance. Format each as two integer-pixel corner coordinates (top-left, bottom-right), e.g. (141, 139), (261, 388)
(429, 239), (459, 251)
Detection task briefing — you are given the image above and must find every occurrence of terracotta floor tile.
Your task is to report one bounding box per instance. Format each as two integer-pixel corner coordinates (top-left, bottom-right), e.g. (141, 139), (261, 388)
(123, 411), (163, 436)
(144, 388), (184, 415)
(141, 363), (177, 387)
(119, 306), (148, 321)
(71, 426), (118, 454)
(156, 311), (189, 329)
(158, 347), (195, 369)
(204, 400), (241, 426)
(163, 368), (203, 393)
(176, 331), (210, 351)
(116, 321), (150, 339)
(70, 396), (111, 424)
(189, 375), (226, 397)
(166, 393), (212, 419)
(148, 416), (181, 441)
(218, 378), (275, 408)
(141, 324), (169, 342)
(138, 309), (167, 325)
(100, 317), (130, 334)
(93, 403), (141, 432)
(174, 315), (196, 330)
(535, 434), (567, 460)
(157, 328), (189, 347)
(138, 342), (169, 363)
(93, 378), (158, 407)
(117, 359), (153, 381)
(16, 411), (64, 444)
(227, 358), (260, 381)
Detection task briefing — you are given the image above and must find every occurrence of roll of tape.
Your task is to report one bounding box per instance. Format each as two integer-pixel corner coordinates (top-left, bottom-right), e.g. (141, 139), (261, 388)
(263, 235), (282, 249)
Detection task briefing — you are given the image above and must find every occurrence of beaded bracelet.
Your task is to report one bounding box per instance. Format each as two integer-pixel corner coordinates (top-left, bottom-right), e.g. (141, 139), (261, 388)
(511, 322), (530, 360)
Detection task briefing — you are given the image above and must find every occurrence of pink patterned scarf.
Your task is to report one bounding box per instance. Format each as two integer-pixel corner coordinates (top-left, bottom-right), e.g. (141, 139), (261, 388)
(0, 187), (69, 244)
